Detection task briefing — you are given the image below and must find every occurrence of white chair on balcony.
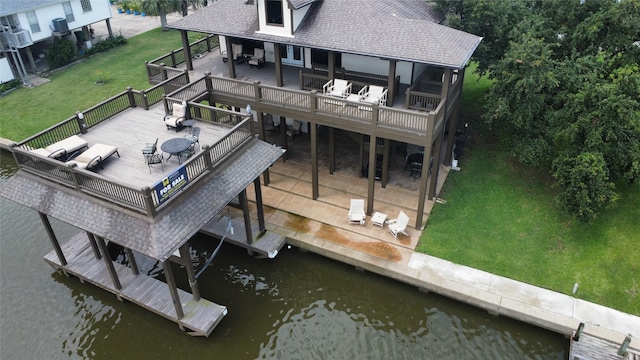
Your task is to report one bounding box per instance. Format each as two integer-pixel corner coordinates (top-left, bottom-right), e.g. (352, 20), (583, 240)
(358, 85), (388, 106)
(323, 79), (352, 98)
(164, 101), (187, 131)
(248, 48), (265, 68)
(387, 211), (410, 240)
(348, 199), (366, 225)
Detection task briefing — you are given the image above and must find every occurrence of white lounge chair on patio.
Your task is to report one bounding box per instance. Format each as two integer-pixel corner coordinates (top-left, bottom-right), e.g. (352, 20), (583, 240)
(348, 199), (366, 225)
(323, 79), (352, 98)
(358, 85), (388, 106)
(248, 48), (265, 68)
(30, 135), (88, 160)
(66, 143), (119, 170)
(388, 211), (410, 240)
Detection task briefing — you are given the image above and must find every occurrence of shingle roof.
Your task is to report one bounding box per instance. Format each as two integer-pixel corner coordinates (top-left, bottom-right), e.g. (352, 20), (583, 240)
(0, 0), (62, 16)
(287, 0), (321, 10)
(168, 0), (481, 69)
(0, 139), (285, 261)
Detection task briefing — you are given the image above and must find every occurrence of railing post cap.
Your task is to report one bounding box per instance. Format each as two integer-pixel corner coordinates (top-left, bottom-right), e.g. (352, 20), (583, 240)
(204, 71), (211, 76)
(253, 80), (261, 85)
(311, 89), (318, 94)
(126, 86), (132, 90)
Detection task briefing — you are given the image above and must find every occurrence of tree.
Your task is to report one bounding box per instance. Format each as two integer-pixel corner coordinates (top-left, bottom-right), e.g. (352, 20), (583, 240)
(138, 0), (182, 30)
(444, 0), (640, 220)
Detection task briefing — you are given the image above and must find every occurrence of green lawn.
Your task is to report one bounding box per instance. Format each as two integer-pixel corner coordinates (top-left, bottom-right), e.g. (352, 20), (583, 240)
(0, 28), (182, 142)
(418, 65), (640, 316)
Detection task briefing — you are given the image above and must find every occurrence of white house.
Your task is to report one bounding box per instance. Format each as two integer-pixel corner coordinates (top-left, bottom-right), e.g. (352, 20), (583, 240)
(0, 0), (113, 84)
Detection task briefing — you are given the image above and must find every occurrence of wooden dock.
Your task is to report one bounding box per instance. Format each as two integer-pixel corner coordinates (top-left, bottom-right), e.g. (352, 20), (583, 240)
(570, 332), (640, 360)
(199, 214), (286, 258)
(44, 232), (227, 337)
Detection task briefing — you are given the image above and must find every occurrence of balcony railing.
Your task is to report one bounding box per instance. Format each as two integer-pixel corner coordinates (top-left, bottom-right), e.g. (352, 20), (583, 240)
(1, 29), (32, 48)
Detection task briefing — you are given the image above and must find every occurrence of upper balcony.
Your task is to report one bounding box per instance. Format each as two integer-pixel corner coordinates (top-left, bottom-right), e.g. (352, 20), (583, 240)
(1, 28), (33, 49)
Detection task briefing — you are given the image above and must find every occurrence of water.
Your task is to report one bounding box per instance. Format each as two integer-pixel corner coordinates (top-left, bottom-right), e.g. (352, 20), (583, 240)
(0, 151), (567, 359)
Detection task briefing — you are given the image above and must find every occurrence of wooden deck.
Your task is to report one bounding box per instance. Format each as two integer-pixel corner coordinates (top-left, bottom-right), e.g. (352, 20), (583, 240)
(44, 232), (227, 337)
(73, 105), (232, 189)
(199, 213), (287, 259)
(570, 332), (639, 360)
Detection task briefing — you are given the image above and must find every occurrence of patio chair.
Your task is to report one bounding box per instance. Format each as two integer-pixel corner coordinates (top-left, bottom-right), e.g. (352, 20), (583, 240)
(388, 211), (410, 240)
(248, 48), (265, 68)
(358, 85), (388, 106)
(164, 102), (187, 131)
(221, 43), (244, 63)
(178, 147), (195, 163)
(323, 79), (352, 98)
(142, 138), (158, 157)
(348, 199), (366, 225)
(66, 143), (119, 170)
(29, 135), (88, 160)
(185, 126), (200, 150)
(145, 152), (164, 173)
(286, 120), (302, 141)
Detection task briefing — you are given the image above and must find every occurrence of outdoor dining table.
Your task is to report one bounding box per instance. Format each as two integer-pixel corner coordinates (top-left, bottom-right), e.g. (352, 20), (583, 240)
(161, 138), (191, 163)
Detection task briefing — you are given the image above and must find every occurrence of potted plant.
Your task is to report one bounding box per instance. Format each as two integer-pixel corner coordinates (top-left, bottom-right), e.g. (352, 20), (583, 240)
(120, 1), (129, 14)
(131, 3), (140, 16)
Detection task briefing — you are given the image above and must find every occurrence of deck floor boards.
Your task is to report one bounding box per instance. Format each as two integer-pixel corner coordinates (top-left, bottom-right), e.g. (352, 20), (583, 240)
(44, 232), (227, 337)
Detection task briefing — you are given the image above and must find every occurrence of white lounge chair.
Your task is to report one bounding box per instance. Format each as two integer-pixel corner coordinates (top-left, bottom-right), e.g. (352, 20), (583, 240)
(388, 211), (410, 240)
(248, 48), (265, 68)
(358, 85), (388, 106)
(164, 102), (187, 131)
(286, 120), (302, 141)
(323, 79), (352, 98)
(66, 143), (119, 170)
(348, 199), (366, 225)
(30, 135), (88, 160)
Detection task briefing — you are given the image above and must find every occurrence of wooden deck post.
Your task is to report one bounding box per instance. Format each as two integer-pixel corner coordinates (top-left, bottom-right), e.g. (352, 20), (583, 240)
(416, 112), (435, 228)
(86, 232), (101, 260)
(366, 105), (380, 215)
(429, 128), (444, 199)
(328, 51), (335, 80)
(274, 43), (283, 87)
(381, 138), (390, 188)
(329, 127), (335, 174)
(178, 244), (200, 301)
(162, 261), (184, 320)
(279, 116), (287, 161)
(225, 37), (236, 79)
(95, 236), (122, 291)
(387, 60), (397, 104)
(311, 121), (319, 200)
(180, 30), (193, 71)
(75, 111), (87, 134)
(238, 189), (254, 247)
(254, 177), (266, 232)
(125, 248), (139, 275)
(39, 212), (67, 266)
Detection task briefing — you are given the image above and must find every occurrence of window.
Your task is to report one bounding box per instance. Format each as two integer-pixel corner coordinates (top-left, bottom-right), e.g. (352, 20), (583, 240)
(80, 0), (92, 12)
(266, 0), (283, 26)
(26, 11), (40, 33)
(63, 2), (75, 23)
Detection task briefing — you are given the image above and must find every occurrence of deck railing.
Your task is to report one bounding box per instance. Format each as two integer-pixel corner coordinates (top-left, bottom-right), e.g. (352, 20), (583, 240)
(145, 35), (218, 84)
(13, 118), (254, 217)
(205, 75), (434, 139)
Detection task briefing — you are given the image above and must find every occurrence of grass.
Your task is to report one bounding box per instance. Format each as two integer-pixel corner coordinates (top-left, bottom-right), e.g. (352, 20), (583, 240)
(418, 64), (640, 316)
(0, 28), (182, 142)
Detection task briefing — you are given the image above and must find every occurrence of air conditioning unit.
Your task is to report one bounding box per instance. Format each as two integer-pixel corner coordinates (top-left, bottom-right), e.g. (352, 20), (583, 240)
(52, 18), (68, 33)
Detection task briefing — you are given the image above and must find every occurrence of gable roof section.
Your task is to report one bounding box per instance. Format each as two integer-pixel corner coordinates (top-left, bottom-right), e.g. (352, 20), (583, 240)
(0, 139), (284, 261)
(168, 0), (481, 69)
(287, 0), (321, 10)
(0, 0), (62, 17)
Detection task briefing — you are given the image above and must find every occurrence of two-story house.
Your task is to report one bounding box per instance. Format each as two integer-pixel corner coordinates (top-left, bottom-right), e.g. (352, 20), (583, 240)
(168, 0), (482, 228)
(1, 0), (113, 84)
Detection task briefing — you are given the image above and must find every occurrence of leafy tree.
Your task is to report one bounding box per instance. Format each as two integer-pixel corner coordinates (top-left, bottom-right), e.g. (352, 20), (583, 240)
(138, 0), (182, 30)
(46, 38), (76, 69)
(447, 0), (640, 220)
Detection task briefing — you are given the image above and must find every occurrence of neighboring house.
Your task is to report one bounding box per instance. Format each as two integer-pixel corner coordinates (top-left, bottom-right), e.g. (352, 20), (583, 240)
(169, 0), (482, 227)
(0, 0), (113, 84)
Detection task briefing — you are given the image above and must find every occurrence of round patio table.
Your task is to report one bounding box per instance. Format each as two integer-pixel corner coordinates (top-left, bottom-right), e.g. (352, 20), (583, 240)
(161, 138), (191, 162)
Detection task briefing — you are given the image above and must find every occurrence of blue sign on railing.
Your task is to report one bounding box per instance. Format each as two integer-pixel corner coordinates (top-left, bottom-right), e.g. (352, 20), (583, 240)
(154, 166), (189, 205)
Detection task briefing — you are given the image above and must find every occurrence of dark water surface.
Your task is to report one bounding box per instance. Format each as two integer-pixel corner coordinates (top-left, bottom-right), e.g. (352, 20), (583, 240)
(0, 151), (567, 359)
